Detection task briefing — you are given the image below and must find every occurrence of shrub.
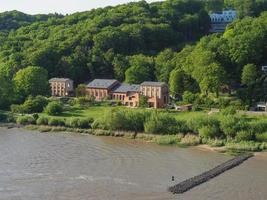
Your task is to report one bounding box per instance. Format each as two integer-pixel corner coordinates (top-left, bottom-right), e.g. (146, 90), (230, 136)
(220, 116), (248, 138)
(100, 109), (146, 132)
(11, 96), (48, 114)
(216, 97), (230, 109)
(198, 125), (220, 139)
(91, 119), (101, 129)
(23, 96), (48, 113)
(256, 132), (267, 142)
(66, 118), (79, 128)
(66, 118), (93, 129)
(221, 106), (237, 115)
(45, 101), (63, 115)
(0, 112), (7, 122)
(72, 96), (95, 107)
(16, 116), (36, 125)
(226, 141), (265, 152)
(144, 112), (182, 134)
(180, 134), (200, 146)
(249, 120), (267, 134)
(36, 116), (49, 125)
(11, 104), (25, 113)
(32, 113), (39, 120)
(48, 118), (65, 126)
(236, 130), (254, 141)
(139, 96), (149, 108)
(153, 135), (183, 145)
(78, 118), (93, 129)
(182, 91), (198, 104)
(187, 116), (220, 134)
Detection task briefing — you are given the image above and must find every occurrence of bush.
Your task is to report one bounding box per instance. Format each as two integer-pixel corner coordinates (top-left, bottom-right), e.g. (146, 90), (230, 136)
(216, 97), (230, 109)
(23, 96), (48, 113)
(11, 104), (25, 114)
(36, 116), (49, 125)
(256, 132), (267, 142)
(78, 118), (93, 129)
(226, 141), (266, 152)
(180, 134), (200, 146)
(32, 113), (39, 120)
(221, 106), (237, 115)
(11, 96), (48, 114)
(182, 91), (198, 104)
(139, 96), (149, 108)
(236, 130), (254, 141)
(100, 109), (146, 132)
(144, 112), (185, 134)
(48, 118), (65, 126)
(45, 101), (63, 115)
(65, 117), (93, 129)
(153, 135), (183, 145)
(249, 120), (267, 134)
(16, 116), (36, 125)
(199, 125), (220, 139)
(66, 118), (79, 128)
(0, 112), (7, 122)
(220, 116), (248, 138)
(187, 116), (220, 134)
(71, 96), (95, 107)
(91, 119), (101, 129)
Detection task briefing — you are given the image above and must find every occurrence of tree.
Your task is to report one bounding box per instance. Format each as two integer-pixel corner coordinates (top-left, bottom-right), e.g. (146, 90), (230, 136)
(112, 54), (129, 81)
(13, 66), (50, 102)
(0, 73), (14, 109)
(169, 69), (185, 98)
(75, 84), (87, 97)
(125, 55), (154, 84)
(44, 101), (63, 116)
(155, 49), (175, 83)
(205, 0), (224, 12)
(139, 95), (149, 108)
(241, 64), (258, 85)
(195, 62), (225, 96)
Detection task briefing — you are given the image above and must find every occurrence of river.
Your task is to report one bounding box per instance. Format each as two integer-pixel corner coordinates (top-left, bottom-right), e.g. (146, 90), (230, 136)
(0, 128), (266, 200)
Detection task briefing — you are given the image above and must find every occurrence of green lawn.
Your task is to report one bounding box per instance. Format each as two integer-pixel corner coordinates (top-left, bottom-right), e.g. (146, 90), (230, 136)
(35, 105), (267, 122)
(39, 105), (210, 121)
(40, 106), (112, 120)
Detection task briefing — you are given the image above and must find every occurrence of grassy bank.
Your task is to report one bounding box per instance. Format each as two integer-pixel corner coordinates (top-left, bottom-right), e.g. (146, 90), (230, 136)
(22, 124), (267, 154)
(2, 105), (267, 153)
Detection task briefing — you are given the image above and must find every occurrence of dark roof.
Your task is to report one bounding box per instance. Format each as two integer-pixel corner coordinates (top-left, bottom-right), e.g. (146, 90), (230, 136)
(112, 84), (140, 93)
(49, 78), (73, 82)
(87, 79), (119, 89)
(140, 81), (166, 87)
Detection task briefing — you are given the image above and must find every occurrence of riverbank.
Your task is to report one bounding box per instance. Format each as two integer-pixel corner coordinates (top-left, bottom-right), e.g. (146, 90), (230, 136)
(1, 122), (266, 155)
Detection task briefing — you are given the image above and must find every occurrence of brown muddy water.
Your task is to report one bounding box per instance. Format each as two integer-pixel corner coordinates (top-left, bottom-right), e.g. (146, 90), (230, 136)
(0, 128), (266, 200)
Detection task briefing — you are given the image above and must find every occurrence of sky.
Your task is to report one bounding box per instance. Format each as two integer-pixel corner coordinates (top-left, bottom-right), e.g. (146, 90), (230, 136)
(0, 0), (160, 15)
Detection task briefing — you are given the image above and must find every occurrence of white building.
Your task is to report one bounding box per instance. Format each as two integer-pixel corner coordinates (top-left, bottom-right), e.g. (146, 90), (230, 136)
(209, 9), (237, 33)
(210, 10), (237, 23)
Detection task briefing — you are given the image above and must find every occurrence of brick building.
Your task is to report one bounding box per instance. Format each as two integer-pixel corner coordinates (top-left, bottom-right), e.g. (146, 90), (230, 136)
(86, 79), (169, 108)
(140, 82), (169, 108)
(112, 84), (140, 107)
(49, 78), (74, 97)
(86, 79), (120, 101)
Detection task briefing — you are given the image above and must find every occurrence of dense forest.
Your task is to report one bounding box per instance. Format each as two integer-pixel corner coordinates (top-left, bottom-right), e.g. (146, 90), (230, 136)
(0, 0), (267, 109)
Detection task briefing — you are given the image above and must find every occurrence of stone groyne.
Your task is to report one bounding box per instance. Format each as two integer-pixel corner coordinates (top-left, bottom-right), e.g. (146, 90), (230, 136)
(168, 154), (253, 194)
